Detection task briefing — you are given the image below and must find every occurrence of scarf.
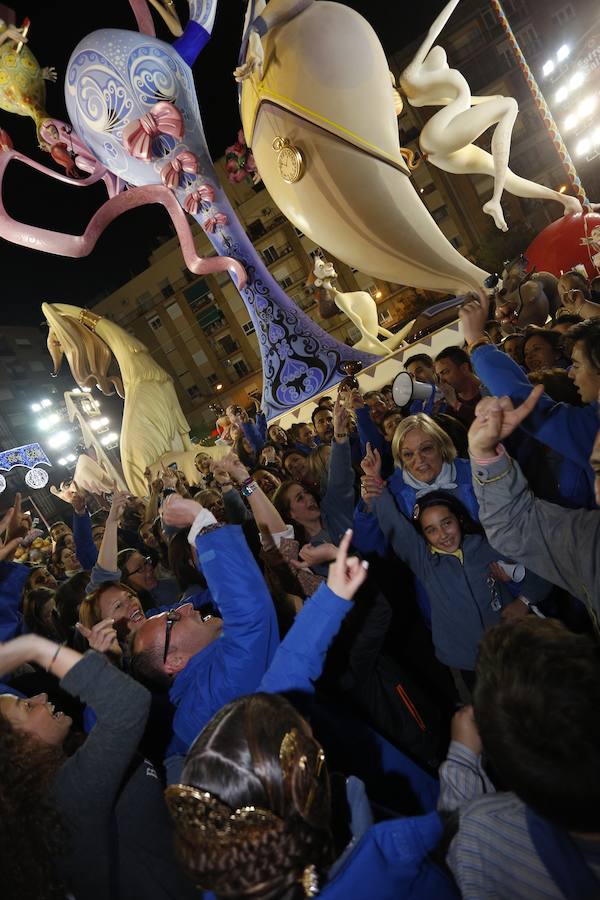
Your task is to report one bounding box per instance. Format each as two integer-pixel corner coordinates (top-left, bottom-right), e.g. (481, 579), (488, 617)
(402, 461), (458, 498)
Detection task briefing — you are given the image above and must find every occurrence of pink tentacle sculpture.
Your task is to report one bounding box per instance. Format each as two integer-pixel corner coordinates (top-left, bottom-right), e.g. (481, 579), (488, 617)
(128, 0), (156, 37)
(0, 150), (247, 287)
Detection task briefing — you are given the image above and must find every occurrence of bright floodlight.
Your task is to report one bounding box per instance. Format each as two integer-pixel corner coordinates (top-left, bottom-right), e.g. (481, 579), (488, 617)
(557, 44), (570, 62)
(578, 96), (597, 118)
(100, 431), (119, 446)
(564, 113), (578, 131)
(58, 457), (67, 466)
(576, 138), (591, 157)
(31, 402), (41, 412)
(593, 129), (600, 146)
(41, 398), (52, 408)
(543, 59), (554, 77)
(66, 453), (77, 462)
(81, 386), (92, 393)
(555, 86), (568, 104)
(570, 71), (585, 90)
(48, 431), (70, 449)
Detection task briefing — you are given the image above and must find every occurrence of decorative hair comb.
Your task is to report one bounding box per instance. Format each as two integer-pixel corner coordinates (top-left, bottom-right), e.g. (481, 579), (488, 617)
(164, 784), (282, 840)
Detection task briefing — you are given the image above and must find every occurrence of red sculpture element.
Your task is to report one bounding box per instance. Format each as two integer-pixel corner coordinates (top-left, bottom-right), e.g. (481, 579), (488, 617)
(526, 212), (600, 279)
(224, 128), (259, 185)
(49, 141), (80, 178)
(0, 128), (13, 151)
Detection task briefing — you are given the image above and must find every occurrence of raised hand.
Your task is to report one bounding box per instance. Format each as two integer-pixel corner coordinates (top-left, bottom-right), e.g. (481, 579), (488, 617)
(5, 493), (27, 541)
(0, 536), (24, 562)
(326, 529), (368, 602)
(360, 473), (384, 505)
(76, 618), (121, 656)
(215, 451), (250, 484)
(333, 395), (350, 438)
(459, 288), (490, 346)
(468, 386), (543, 458)
(360, 442), (382, 479)
(107, 489), (129, 524)
(450, 705), (482, 756)
(161, 493), (203, 528)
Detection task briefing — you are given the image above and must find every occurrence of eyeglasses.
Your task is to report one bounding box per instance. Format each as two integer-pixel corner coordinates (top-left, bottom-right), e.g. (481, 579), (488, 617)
(128, 555), (153, 577)
(163, 609), (181, 663)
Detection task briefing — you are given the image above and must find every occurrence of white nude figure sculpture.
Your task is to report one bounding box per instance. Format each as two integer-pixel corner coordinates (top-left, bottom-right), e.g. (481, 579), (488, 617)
(400, 0), (582, 232)
(309, 257), (406, 356)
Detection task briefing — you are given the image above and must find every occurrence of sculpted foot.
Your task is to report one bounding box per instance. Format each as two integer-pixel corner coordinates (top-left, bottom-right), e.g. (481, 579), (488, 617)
(483, 199), (508, 232)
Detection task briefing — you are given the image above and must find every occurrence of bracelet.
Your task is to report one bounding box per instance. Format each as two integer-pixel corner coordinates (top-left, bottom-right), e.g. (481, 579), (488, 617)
(47, 641), (66, 674)
(240, 476), (253, 487)
(334, 432), (348, 438)
(467, 337), (491, 354)
(241, 480), (259, 497)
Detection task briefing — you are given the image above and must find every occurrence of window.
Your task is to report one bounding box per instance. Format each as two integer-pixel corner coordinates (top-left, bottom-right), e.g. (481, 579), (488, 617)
(242, 320), (255, 336)
(379, 309), (392, 324)
(516, 25), (540, 53)
(233, 359), (249, 378)
(15, 338), (31, 346)
(551, 3), (575, 25)
(159, 278), (174, 299)
(247, 220), (266, 240)
(219, 335), (239, 355)
(187, 385), (201, 400)
(192, 348), (208, 367)
(262, 245), (278, 264)
(137, 291), (152, 309)
(147, 315), (163, 331)
(431, 205), (449, 223)
(166, 302), (183, 320)
(207, 373), (219, 386)
(279, 276), (293, 289)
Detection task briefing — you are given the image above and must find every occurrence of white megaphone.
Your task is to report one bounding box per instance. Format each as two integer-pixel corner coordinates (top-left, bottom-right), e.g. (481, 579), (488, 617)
(392, 371), (442, 408)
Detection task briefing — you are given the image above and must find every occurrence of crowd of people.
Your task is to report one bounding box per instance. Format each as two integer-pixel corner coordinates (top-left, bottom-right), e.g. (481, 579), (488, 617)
(1, 269), (600, 899)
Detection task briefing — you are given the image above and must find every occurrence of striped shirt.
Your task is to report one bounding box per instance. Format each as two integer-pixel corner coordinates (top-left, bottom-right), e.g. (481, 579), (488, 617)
(438, 741), (600, 898)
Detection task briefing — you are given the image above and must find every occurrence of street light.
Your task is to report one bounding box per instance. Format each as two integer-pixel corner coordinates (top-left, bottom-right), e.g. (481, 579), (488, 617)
(31, 402), (42, 412)
(38, 413), (60, 430)
(542, 59), (554, 77)
(40, 399), (52, 408)
(578, 96), (597, 119)
(48, 431), (70, 449)
(556, 44), (570, 62)
(570, 71), (585, 90)
(555, 86), (568, 104)
(564, 113), (578, 131)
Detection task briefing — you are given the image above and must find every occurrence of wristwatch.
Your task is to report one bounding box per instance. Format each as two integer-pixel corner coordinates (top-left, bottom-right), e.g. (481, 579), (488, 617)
(240, 480), (259, 497)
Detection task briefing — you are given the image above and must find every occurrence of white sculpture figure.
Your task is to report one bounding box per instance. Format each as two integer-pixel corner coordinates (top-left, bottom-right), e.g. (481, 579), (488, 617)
(400, 0), (582, 232)
(309, 257), (405, 356)
(237, 0), (490, 296)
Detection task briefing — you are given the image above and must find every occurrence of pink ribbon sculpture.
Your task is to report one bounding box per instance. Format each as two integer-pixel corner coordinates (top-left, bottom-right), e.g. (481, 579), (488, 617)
(123, 100), (185, 161)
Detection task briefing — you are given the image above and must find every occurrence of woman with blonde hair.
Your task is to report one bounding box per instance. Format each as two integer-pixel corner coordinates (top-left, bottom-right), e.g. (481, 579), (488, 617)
(353, 413), (480, 619)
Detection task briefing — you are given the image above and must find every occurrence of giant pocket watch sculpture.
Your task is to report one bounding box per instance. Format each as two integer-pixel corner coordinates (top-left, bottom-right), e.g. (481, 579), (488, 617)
(272, 136), (304, 184)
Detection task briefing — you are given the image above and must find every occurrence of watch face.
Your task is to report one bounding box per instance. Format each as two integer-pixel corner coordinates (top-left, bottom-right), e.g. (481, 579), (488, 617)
(278, 146), (303, 184)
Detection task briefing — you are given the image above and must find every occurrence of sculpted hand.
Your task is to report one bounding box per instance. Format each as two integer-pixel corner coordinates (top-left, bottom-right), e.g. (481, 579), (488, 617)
(468, 387), (543, 458)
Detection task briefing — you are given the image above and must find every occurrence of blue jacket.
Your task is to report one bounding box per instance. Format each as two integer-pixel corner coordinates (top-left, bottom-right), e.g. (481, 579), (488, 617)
(472, 343), (596, 507)
(372, 489), (550, 669)
(72, 509), (99, 571)
(241, 412), (267, 455)
(0, 560), (29, 641)
(168, 525), (279, 755)
(353, 457), (479, 558)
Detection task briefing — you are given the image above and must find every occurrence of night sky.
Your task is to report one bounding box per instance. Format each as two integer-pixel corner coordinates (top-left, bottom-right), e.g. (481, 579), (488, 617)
(0, 1), (438, 327)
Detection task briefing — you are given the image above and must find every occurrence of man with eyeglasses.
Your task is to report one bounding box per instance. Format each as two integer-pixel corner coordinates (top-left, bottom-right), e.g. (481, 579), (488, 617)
(129, 494), (279, 759)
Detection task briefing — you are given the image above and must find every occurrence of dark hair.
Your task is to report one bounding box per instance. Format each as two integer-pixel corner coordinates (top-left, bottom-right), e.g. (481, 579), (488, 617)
(474, 618), (600, 831)
(267, 424), (290, 447)
(521, 325), (563, 356)
(234, 433), (258, 470)
(382, 409), (403, 426)
(22, 588), (64, 642)
(116, 547), (140, 583)
(169, 529), (207, 593)
(363, 390), (386, 402)
(272, 481), (320, 546)
(311, 407), (332, 427)
(500, 333), (524, 363)
(412, 490), (481, 538)
(563, 317), (600, 372)
(281, 448), (306, 468)
(49, 520), (68, 533)
(90, 508), (109, 526)
(170, 693), (332, 899)
(151, 518), (170, 568)
(432, 413), (469, 458)
(129, 634), (172, 690)
(434, 346), (473, 371)
(51, 534), (76, 575)
(404, 353), (433, 370)
(527, 368), (582, 405)
(0, 710), (67, 900)
(289, 423), (310, 442)
(55, 571), (90, 633)
(553, 312), (583, 327)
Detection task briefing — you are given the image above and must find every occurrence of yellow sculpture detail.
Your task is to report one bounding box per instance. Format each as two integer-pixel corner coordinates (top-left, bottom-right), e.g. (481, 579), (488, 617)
(0, 18), (56, 146)
(42, 302), (193, 498)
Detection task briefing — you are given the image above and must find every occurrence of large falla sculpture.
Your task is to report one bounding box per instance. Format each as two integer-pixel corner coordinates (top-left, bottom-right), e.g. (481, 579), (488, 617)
(0, 0), (585, 495)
